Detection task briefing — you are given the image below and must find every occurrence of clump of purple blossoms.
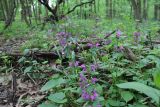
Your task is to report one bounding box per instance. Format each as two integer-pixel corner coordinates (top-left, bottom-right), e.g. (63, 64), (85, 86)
(69, 61), (79, 67)
(79, 64), (99, 102)
(134, 32), (141, 37)
(59, 38), (67, 46)
(56, 31), (70, 38)
(81, 89), (99, 101)
(80, 64), (87, 72)
(116, 30), (122, 39)
(56, 31), (71, 47)
(91, 78), (98, 84)
(90, 63), (98, 71)
(133, 31), (141, 43)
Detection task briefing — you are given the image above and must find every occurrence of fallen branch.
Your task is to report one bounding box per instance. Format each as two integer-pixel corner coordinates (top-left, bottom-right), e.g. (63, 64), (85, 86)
(151, 40), (160, 44)
(104, 30), (117, 39)
(5, 51), (59, 60)
(122, 47), (137, 61)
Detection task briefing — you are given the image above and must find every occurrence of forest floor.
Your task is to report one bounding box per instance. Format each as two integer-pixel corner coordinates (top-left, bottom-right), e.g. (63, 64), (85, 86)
(0, 37), (27, 54)
(0, 31), (53, 107)
(0, 33), (160, 107)
(0, 19), (160, 107)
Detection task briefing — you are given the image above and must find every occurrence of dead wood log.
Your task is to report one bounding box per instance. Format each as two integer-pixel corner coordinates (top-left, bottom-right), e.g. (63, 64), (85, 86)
(151, 40), (160, 44)
(5, 51), (59, 60)
(122, 47), (137, 61)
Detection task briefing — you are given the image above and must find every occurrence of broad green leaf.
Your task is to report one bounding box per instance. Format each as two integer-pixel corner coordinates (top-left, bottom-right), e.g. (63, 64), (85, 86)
(76, 97), (85, 103)
(153, 68), (160, 88)
(107, 99), (125, 106)
(38, 102), (58, 107)
(18, 57), (26, 63)
(24, 66), (32, 74)
(97, 96), (105, 101)
(95, 84), (103, 94)
(117, 82), (160, 104)
(23, 49), (30, 55)
(71, 51), (75, 61)
(128, 103), (148, 107)
(121, 91), (134, 103)
(41, 78), (66, 91)
(63, 87), (77, 93)
(48, 92), (67, 103)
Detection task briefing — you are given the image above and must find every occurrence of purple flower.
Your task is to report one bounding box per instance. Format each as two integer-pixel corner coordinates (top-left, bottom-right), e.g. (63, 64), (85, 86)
(82, 90), (90, 100)
(80, 64), (87, 71)
(116, 30), (122, 39)
(87, 43), (94, 48)
(80, 73), (87, 82)
(90, 90), (98, 101)
(56, 31), (71, 39)
(90, 95), (96, 101)
(79, 82), (85, 88)
(74, 61), (79, 66)
(91, 78), (98, 84)
(96, 43), (100, 47)
(90, 64), (98, 71)
(69, 62), (73, 67)
(134, 32), (141, 37)
(133, 32), (141, 43)
(119, 45), (124, 50)
(69, 61), (79, 67)
(93, 90), (98, 97)
(59, 38), (66, 46)
(82, 90), (98, 101)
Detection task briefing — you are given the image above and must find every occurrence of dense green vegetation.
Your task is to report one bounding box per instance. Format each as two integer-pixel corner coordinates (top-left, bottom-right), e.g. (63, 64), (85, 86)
(0, 0), (160, 107)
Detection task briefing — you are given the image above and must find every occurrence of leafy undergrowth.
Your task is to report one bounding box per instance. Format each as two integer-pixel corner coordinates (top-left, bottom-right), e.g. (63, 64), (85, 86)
(0, 19), (160, 107)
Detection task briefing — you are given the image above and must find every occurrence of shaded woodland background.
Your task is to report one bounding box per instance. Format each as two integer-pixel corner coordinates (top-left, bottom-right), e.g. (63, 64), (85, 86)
(0, 0), (160, 30)
(0, 1), (160, 107)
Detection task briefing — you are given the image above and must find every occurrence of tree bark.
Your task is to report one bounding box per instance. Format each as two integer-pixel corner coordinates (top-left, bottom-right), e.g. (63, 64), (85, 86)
(109, 0), (113, 19)
(131, 0), (142, 22)
(143, 0), (148, 20)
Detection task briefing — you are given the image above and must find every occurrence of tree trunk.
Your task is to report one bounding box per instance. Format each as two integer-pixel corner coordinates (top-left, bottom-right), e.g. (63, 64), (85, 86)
(105, 0), (108, 18)
(143, 0), (148, 20)
(131, 0), (142, 22)
(0, 0), (5, 21)
(109, 0), (113, 19)
(154, 4), (159, 20)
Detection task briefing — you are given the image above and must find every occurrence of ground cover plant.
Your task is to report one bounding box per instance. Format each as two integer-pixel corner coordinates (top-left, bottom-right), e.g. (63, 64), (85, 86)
(0, 0), (160, 107)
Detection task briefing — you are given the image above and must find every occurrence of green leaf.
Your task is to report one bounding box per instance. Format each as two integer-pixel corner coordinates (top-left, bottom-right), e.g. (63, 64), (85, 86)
(107, 99), (125, 106)
(48, 92), (67, 104)
(24, 66), (32, 74)
(117, 82), (160, 104)
(38, 102), (58, 107)
(71, 51), (75, 61)
(76, 97), (85, 103)
(18, 57), (26, 63)
(23, 49), (30, 55)
(95, 84), (103, 94)
(121, 91), (134, 103)
(153, 68), (160, 88)
(133, 103), (148, 107)
(41, 78), (66, 91)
